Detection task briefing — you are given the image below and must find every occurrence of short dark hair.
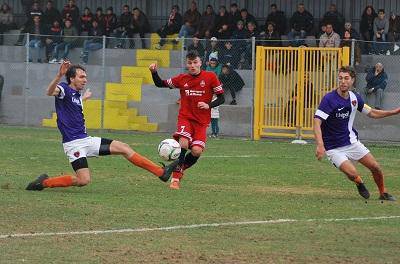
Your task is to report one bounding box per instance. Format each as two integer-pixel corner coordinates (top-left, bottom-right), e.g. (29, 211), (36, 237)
(66, 65), (86, 84)
(270, 4), (277, 8)
(230, 3), (238, 8)
(378, 9), (385, 14)
(339, 66), (356, 79)
(186, 51), (200, 60)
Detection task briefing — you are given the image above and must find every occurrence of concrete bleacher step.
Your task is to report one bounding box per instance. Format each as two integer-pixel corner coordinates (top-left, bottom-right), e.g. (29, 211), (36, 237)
(149, 33), (182, 51)
(136, 59), (158, 67)
(121, 66), (153, 84)
(136, 49), (170, 67)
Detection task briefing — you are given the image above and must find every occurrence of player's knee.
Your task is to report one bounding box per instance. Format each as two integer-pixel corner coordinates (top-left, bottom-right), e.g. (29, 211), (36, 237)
(370, 163), (382, 174)
(191, 147), (203, 157)
(76, 177), (91, 186)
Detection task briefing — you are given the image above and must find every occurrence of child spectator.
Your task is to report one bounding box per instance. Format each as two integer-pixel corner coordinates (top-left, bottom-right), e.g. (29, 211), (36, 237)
(210, 95), (220, 138)
(206, 57), (222, 76)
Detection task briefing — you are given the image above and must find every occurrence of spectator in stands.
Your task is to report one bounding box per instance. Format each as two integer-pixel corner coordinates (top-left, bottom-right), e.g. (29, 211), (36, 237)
(80, 7), (93, 34)
(316, 24), (326, 45)
(113, 5), (132, 49)
(177, 1), (201, 48)
(0, 3), (15, 45)
(319, 23), (340, 47)
(103, 7), (117, 37)
(187, 36), (205, 58)
(219, 40), (239, 68)
(373, 9), (389, 55)
(204, 37), (221, 63)
(130, 7), (151, 49)
(229, 3), (241, 27)
(94, 7), (105, 28)
(42, 1), (61, 27)
(209, 95), (220, 138)
(27, 15), (46, 62)
(49, 19), (78, 63)
(343, 22), (360, 40)
(155, 5), (182, 49)
(15, 1), (42, 46)
(265, 4), (286, 36)
(80, 20), (104, 64)
(288, 3), (314, 46)
(388, 12), (400, 53)
(219, 64), (244, 105)
(0, 73), (3, 101)
(197, 5), (215, 38)
(206, 57), (222, 76)
(360, 5), (377, 54)
(241, 21), (259, 69)
(240, 8), (257, 29)
(215, 6), (232, 33)
(21, 0), (35, 18)
(62, 0), (79, 27)
(321, 3), (345, 36)
(340, 30), (361, 65)
(259, 22), (281, 47)
(231, 20), (247, 65)
(45, 20), (62, 62)
(216, 23), (232, 39)
(364, 63), (387, 109)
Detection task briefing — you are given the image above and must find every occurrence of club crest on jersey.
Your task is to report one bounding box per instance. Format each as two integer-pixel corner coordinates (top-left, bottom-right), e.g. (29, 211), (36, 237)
(184, 83), (189, 88)
(74, 151), (80, 158)
(200, 80), (206, 87)
(352, 100), (357, 106)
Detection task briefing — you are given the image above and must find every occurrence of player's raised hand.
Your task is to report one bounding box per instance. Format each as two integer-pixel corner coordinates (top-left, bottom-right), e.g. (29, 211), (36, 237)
(58, 60), (71, 77)
(197, 102), (209, 110)
(82, 89), (92, 101)
(315, 144), (325, 161)
(149, 63), (158, 73)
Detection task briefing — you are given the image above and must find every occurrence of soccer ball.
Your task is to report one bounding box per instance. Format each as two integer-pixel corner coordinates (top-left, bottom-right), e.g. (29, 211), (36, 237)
(157, 139), (181, 161)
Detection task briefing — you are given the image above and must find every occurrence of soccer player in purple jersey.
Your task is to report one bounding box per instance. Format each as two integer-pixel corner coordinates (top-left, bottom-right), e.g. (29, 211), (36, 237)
(314, 66), (400, 201)
(26, 61), (178, 191)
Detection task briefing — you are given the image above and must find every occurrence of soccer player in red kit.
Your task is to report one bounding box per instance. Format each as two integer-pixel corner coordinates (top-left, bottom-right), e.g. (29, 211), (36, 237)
(149, 51), (225, 189)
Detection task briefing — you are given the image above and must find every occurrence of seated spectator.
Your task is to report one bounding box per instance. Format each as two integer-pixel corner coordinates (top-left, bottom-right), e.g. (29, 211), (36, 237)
(373, 9), (390, 55)
(93, 7), (105, 28)
(206, 57), (222, 76)
(42, 1), (61, 27)
(343, 22), (360, 40)
(319, 23), (340, 47)
(49, 19), (78, 63)
(216, 23), (232, 39)
(360, 5), (377, 54)
(203, 37), (221, 66)
(241, 21), (259, 69)
(177, 1), (201, 48)
(103, 7), (117, 37)
(0, 3), (15, 45)
(27, 15), (46, 62)
(388, 12), (400, 53)
(340, 30), (361, 65)
(187, 36), (205, 58)
(240, 8), (257, 29)
(265, 4), (286, 36)
(229, 3), (241, 27)
(231, 20), (247, 54)
(219, 64), (244, 105)
(316, 24), (326, 45)
(214, 6), (232, 33)
(197, 5), (215, 38)
(15, 1), (42, 46)
(259, 22), (281, 47)
(62, 0), (79, 27)
(321, 3), (344, 36)
(288, 3), (314, 46)
(219, 40), (239, 68)
(80, 7), (93, 34)
(130, 7), (151, 48)
(155, 5), (182, 49)
(45, 20), (62, 62)
(364, 63), (387, 109)
(80, 20), (104, 64)
(113, 5), (132, 48)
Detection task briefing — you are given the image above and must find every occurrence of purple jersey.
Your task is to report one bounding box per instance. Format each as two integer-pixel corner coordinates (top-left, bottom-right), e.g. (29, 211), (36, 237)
(55, 82), (88, 143)
(315, 90), (371, 150)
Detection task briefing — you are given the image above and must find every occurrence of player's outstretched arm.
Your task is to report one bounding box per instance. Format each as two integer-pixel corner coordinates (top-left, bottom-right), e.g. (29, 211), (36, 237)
(313, 118), (326, 161)
(149, 63), (169, 88)
(367, 107), (400, 119)
(46, 60), (71, 96)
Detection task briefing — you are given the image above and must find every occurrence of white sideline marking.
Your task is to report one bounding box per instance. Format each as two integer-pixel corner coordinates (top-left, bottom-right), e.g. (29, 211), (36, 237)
(1, 216), (399, 240)
(202, 155), (260, 158)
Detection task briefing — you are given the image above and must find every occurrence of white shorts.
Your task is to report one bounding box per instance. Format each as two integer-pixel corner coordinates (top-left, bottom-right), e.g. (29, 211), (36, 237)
(63, 137), (102, 163)
(326, 141), (370, 168)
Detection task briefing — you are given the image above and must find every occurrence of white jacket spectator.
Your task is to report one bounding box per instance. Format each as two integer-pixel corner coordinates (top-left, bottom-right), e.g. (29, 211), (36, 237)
(319, 24), (340, 47)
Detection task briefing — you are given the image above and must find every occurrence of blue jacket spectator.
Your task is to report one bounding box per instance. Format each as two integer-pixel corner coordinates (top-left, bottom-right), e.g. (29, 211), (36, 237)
(364, 63), (388, 109)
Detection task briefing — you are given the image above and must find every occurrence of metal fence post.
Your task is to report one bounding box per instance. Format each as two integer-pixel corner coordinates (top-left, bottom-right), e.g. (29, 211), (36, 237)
(350, 39), (355, 67)
(101, 35), (106, 129)
(181, 36), (185, 70)
(251, 37), (256, 71)
(24, 33), (30, 127)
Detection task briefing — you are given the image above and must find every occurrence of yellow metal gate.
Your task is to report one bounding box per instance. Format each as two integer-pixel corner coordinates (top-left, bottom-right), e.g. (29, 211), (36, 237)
(253, 46), (349, 140)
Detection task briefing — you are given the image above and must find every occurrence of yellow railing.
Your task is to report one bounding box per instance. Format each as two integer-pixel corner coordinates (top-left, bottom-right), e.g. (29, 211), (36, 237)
(253, 46), (349, 140)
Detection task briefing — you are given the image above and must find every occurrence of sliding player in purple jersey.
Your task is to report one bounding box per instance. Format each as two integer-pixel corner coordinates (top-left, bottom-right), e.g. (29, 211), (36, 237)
(314, 66), (400, 201)
(26, 61), (177, 191)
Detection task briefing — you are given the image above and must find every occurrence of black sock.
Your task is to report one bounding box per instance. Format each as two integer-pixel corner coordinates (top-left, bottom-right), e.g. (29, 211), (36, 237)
(178, 148), (188, 166)
(183, 152), (199, 170)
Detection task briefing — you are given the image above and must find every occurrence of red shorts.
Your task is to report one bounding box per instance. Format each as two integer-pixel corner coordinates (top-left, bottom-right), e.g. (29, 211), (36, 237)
(173, 118), (208, 149)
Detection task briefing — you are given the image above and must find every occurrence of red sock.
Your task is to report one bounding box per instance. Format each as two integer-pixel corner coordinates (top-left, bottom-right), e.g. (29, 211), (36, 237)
(371, 172), (385, 195)
(128, 153), (163, 177)
(43, 175), (74, 188)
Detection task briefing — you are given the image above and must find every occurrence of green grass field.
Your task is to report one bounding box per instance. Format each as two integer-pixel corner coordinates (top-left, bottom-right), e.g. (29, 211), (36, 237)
(1, 125), (399, 263)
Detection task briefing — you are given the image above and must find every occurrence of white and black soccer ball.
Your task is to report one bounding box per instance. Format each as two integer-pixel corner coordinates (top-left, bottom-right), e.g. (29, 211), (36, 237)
(157, 139), (181, 161)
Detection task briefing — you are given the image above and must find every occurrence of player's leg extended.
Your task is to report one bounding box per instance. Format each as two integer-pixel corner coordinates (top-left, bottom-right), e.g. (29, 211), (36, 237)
(339, 160), (370, 199)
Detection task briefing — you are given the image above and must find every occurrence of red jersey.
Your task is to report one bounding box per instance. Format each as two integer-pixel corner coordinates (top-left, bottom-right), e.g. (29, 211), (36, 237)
(166, 70), (223, 125)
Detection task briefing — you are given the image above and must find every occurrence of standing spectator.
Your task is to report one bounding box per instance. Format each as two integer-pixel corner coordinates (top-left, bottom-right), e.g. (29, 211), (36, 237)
(130, 7), (151, 49)
(259, 22), (281, 47)
(373, 9), (389, 55)
(27, 15), (46, 63)
(229, 3), (241, 27)
(187, 36), (205, 58)
(80, 20), (104, 64)
(177, 1), (201, 48)
(197, 5), (215, 38)
(206, 57), (222, 76)
(288, 3), (314, 46)
(210, 95), (220, 138)
(80, 7), (93, 34)
(45, 20), (62, 62)
(113, 5), (132, 49)
(155, 5), (182, 49)
(265, 4), (287, 36)
(219, 40), (239, 68)
(319, 23), (340, 47)
(42, 1), (61, 27)
(219, 64), (244, 105)
(50, 19), (78, 63)
(240, 9), (257, 28)
(321, 3), (345, 36)
(364, 63), (388, 110)
(340, 30), (361, 65)
(360, 5), (377, 54)
(15, 1), (42, 46)
(103, 7), (117, 37)
(388, 12), (400, 53)
(214, 6), (232, 33)
(0, 3), (15, 45)
(62, 0), (79, 26)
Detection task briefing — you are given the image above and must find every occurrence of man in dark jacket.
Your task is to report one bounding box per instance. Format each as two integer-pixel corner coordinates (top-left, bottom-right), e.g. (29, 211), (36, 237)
(219, 64), (245, 105)
(27, 15), (47, 62)
(156, 5), (182, 48)
(288, 3), (314, 46)
(177, 1), (201, 48)
(364, 63), (388, 109)
(114, 5), (132, 48)
(80, 20), (104, 64)
(265, 4), (286, 36)
(321, 3), (345, 36)
(42, 0), (61, 26)
(130, 7), (151, 48)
